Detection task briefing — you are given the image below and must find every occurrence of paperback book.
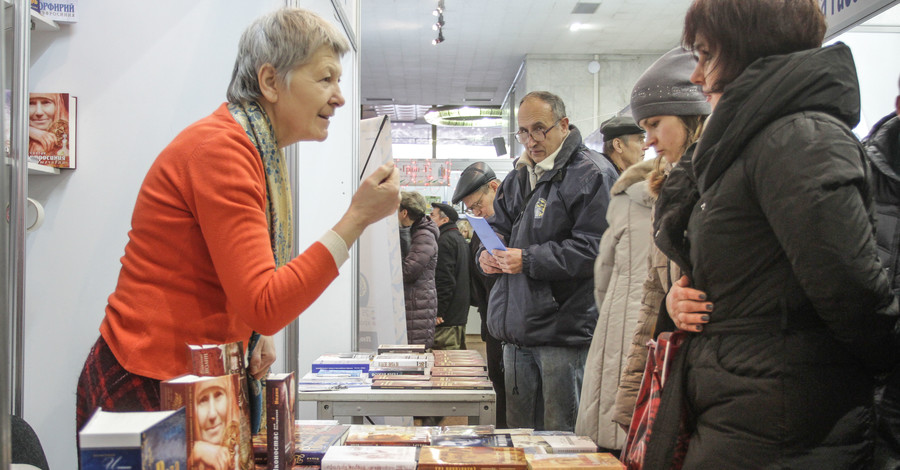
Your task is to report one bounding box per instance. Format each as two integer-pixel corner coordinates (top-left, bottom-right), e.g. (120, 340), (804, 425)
(430, 433), (514, 447)
(416, 445), (527, 469)
(439, 425), (496, 436)
(431, 366), (489, 377)
(371, 379), (434, 390)
(377, 343), (426, 354)
(27, 92), (76, 168)
(311, 353), (374, 373)
(266, 372), (296, 470)
(343, 425), (439, 447)
(160, 373), (252, 469)
(79, 408), (186, 470)
(510, 435), (552, 455)
(320, 445), (418, 470)
(525, 452), (625, 469)
(541, 435), (598, 453)
(430, 378), (494, 390)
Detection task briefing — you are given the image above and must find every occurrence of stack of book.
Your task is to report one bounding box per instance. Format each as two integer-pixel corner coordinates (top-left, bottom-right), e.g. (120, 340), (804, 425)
(297, 369), (371, 391)
(377, 343), (427, 354)
(320, 445), (419, 469)
(417, 445), (528, 469)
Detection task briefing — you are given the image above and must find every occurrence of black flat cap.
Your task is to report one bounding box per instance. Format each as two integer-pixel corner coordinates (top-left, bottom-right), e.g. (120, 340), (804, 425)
(431, 202), (459, 222)
(452, 162), (497, 204)
(600, 115), (644, 142)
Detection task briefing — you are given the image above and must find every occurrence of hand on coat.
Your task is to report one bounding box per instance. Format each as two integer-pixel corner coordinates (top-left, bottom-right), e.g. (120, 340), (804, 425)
(479, 250), (502, 274)
(666, 275), (712, 332)
(492, 248), (523, 274)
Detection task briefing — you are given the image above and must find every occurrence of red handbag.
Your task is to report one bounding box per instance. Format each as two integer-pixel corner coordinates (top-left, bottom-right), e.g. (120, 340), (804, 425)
(621, 331), (687, 470)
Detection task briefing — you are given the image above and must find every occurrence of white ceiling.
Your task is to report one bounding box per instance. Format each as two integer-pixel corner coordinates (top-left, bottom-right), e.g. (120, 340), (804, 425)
(360, 0), (694, 118)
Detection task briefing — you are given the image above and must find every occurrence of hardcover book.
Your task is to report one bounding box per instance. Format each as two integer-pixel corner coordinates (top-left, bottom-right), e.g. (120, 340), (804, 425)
(541, 435), (598, 453)
(510, 435), (552, 455)
(320, 445), (418, 470)
(311, 353), (373, 373)
(525, 452), (625, 469)
(371, 379), (434, 390)
(79, 408), (186, 470)
(344, 425), (439, 447)
(370, 373), (431, 381)
(377, 343), (426, 354)
(160, 373), (252, 469)
(439, 425), (497, 436)
(266, 372), (295, 470)
(430, 433), (514, 447)
(27, 92), (76, 168)
(187, 341), (255, 467)
(430, 378), (494, 390)
(416, 445), (527, 469)
(431, 366), (489, 377)
(252, 422), (349, 466)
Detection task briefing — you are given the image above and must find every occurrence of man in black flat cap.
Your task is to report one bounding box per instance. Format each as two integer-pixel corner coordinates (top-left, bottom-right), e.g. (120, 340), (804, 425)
(600, 115), (645, 174)
(451, 161), (506, 426)
(429, 202), (471, 350)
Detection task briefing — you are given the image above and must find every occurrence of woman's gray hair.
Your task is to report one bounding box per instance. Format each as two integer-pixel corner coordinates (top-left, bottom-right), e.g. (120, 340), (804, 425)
(227, 7), (350, 104)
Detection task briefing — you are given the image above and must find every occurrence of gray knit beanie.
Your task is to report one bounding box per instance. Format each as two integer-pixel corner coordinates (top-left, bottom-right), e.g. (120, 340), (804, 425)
(630, 47), (710, 123)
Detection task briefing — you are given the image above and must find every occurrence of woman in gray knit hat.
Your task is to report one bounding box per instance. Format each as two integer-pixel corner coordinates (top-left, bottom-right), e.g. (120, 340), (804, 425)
(575, 46), (709, 452)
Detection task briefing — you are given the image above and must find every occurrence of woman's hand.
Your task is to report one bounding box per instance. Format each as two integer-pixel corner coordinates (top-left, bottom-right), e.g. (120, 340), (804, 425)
(192, 440), (230, 470)
(249, 335), (276, 380)
(666, 275), (712, 332)
(333, 162), (401, 247)
(29, 126), (57, 150)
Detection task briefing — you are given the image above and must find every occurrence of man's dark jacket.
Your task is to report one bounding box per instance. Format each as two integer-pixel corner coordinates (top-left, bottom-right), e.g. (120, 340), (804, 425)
(435, 222), (470, 326)
(485, 125), (618, 347)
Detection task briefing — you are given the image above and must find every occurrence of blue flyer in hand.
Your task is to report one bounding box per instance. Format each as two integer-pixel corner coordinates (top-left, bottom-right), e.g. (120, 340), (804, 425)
(467, 215), (506, 252)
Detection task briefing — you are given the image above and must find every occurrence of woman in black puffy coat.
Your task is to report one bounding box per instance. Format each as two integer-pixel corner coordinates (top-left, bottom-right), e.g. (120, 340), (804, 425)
(647, 0), (900, 468)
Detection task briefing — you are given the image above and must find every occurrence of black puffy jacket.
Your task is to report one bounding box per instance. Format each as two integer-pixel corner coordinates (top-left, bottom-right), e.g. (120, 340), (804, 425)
(647, 44), (899, 469)
(865, 112), (900, 294)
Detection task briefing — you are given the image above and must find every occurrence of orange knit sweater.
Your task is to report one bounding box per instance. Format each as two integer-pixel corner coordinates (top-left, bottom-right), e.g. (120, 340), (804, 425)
(100, 104), (338, 380)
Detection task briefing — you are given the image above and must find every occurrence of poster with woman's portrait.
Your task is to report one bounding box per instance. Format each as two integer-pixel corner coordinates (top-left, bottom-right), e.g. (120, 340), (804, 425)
(28, 92), (77, 168)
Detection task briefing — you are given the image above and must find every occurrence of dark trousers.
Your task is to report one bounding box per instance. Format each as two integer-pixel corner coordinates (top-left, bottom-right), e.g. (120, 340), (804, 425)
(485, 332), (507, 428)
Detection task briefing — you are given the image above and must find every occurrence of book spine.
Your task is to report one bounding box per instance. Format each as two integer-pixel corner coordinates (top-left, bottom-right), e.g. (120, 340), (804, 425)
(267, 374), (295, 470)
(79, 448), (142, 470)
(312, 363), (370, 373)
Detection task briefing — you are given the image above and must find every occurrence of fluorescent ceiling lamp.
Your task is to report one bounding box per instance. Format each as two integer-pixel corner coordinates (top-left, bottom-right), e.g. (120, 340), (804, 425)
(424, 106), (503, 127)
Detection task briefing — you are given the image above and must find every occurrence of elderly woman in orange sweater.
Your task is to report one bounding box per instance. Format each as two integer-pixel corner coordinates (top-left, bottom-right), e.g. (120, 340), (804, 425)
(76, 7), (400, 430)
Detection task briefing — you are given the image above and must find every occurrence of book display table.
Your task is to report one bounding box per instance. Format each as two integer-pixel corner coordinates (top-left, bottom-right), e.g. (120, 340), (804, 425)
(298, 387), (496, 425)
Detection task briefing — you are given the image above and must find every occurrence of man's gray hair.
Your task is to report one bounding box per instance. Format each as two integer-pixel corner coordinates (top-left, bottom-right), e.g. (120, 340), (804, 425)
(519, 91), (567, 122)
(226, 7), (350, 104)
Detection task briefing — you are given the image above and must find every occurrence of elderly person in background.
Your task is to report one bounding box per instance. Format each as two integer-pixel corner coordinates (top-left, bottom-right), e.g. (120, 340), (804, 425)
(76, 7), (400, 431)
(598, 115), (645, 174)
(649, 0), (899, 467)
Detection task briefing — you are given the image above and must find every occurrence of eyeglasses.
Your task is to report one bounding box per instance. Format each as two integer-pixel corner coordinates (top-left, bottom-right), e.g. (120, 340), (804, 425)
(464, 192), (488, 216)
(515, 118), (562, 144)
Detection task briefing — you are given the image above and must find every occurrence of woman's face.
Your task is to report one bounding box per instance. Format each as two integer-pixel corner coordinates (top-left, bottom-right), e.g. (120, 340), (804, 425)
(689, 33), (723, 111)
(268, 46), (345, 146)
(195, 381), (230, 444)
(639, 115), (688, 164)
(29, 96), (57, 131)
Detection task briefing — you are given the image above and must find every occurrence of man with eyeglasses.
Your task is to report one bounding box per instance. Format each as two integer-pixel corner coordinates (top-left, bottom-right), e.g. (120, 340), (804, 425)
(452, 161), (506, 427)
(476, 91), (618, 431)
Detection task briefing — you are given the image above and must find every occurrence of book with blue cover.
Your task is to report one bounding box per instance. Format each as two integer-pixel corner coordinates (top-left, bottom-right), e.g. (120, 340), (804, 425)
(79, 408), (186, 470)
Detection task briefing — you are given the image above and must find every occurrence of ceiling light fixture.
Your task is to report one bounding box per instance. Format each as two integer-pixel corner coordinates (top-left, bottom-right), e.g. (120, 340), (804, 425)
(424, 106), (503, 127)
(433, 13), (444, 31)
(431, 0), (445, 45)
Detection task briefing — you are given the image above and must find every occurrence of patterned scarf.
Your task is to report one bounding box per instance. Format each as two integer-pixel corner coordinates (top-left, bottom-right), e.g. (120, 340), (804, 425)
(227, 101), (293, 265)
(227, 101), (292, 435)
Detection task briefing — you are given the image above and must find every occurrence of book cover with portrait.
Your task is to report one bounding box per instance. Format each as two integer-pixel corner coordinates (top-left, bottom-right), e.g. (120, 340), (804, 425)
(27, 92), (77, 168)
(160, 373), (252, 469)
